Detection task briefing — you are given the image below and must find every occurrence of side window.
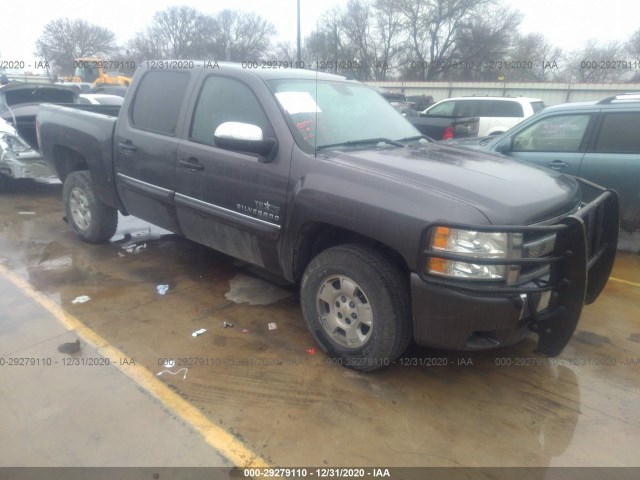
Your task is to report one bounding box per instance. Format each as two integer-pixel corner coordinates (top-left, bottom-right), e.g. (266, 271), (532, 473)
(454, 100), (480, 117)
(594, 112), (640, 153)
(426, 100), (455, 116)
(488, 100), (523, 117)
(130, 70), (190, 136)
(530, 101), (545, 114)
(512, 114), (591, 152)
(190, 76), (271, 146)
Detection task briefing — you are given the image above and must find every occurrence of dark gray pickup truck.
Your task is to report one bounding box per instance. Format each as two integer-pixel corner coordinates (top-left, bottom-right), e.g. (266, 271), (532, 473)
(37, 62), (619, 371)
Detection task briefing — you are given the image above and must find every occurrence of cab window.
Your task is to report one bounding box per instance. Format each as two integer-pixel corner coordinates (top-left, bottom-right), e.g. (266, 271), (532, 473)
(130, 70), (190, 136)
(190, 76), (272, 146)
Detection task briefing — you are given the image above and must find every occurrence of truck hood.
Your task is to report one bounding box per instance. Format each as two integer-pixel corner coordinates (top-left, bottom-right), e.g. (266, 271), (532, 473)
(325, 143), (580, 225)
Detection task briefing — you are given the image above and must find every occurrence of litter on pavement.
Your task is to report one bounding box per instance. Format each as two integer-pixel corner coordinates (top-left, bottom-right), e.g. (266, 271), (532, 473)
(223, 321), (234, 328)
(156, 284), (169, 295)
(157, 368), (188, 379)
(268, 322), (277, 331)
(192, 328), (207, 337)
(71, 295), (91, 304)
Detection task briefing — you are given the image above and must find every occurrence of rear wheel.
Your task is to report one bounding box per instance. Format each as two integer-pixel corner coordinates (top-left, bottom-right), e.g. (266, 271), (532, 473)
(300, 244), (412, 371)
(63, 171), (117, 243)
(0, 173), (9, 193)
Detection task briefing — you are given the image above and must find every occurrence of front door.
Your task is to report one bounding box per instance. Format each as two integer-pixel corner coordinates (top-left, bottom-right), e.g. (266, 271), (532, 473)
(175, 75), (290, 268)
(499, 113), (596, 176)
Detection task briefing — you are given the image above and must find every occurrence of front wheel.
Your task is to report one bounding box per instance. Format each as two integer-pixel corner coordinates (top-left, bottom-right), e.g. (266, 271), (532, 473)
(63, 171), (118, 243)
(300, 244), (412, 371)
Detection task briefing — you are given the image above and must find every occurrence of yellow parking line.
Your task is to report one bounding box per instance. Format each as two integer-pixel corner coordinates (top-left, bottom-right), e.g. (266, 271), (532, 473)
(609, 276), (640, 288)
(0, 264), (272, 468)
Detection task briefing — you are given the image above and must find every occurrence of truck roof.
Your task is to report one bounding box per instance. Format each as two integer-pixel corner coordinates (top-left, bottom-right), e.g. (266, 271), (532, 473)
(140, 60), (358, 83)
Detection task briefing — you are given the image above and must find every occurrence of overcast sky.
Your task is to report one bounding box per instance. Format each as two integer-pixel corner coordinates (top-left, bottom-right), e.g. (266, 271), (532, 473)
(2, 0), (638, 71)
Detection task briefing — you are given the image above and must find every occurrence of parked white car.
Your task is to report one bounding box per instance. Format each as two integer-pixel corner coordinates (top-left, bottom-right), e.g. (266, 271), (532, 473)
(421, 96), (545, 136)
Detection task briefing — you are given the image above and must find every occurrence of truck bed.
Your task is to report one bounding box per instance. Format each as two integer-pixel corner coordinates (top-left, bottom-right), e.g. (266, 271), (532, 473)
(37, 103), (121, 208)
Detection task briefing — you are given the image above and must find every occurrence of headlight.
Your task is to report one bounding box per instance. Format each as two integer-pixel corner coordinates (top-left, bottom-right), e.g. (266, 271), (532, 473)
(428, 226), (520, 280)
(1, 133), (32, 153)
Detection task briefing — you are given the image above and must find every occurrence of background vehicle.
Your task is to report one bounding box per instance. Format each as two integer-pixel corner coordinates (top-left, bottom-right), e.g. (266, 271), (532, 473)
(421, 96), (544, 136)
(407, 113), (479, 140)
(63, 57), (132, 89)
(58, 81), (93, 93)
(451, 93), (640, 231)
(37, 63), (618, 370)
(92, 85), (128, 97)
(379, 90), (469, 139)
(405, 94), (435, 111)
(0, 83), (78, 190)
(78, 94), (124, 106)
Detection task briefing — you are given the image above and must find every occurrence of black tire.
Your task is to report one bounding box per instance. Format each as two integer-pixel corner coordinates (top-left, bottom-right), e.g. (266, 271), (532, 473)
(300, 244), (412, 371)
(0, 173), (9, 193)
(63, 170), (118, 243)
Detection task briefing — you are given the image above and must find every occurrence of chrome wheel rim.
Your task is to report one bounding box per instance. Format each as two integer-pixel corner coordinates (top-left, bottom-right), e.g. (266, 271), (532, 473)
(316, 275), (373, 348)
(69, 187), (91, 230)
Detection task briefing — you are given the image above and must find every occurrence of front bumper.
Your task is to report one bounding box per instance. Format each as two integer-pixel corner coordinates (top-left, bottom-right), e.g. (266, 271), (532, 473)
(411, 180), (619, 355)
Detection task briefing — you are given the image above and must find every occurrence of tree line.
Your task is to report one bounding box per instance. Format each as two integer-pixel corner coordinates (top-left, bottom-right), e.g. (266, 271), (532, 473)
(32, 1), (640, 83)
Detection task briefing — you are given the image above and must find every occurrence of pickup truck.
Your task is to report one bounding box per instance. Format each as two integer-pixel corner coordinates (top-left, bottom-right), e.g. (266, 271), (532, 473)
(0, 83), (78, 190)
(37, 62), (619, 371)
(407, 113), (479, 140)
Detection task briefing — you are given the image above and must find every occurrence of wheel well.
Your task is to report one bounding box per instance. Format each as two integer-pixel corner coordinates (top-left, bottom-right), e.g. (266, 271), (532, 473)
(293, 223), (410, 282)
(52, 146), (88, 182)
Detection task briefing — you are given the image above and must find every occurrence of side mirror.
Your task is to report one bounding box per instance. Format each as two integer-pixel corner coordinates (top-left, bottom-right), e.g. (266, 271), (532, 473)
(495, 140), (511, 154)
(213, 122), (278, 163)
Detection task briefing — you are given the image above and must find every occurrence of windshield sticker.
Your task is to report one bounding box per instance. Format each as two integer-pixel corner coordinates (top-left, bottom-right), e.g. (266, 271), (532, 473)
(275, 92), (321, 114)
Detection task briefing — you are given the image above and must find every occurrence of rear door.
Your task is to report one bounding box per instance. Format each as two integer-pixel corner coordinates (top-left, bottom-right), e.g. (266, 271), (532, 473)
(580, 110), (640, 229)
(174, 74), (290, 268)
(114, 69), (195, 232)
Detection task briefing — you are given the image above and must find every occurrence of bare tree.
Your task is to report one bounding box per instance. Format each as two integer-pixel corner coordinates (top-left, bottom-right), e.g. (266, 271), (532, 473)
(563, 39), (630, 83)
(454, 6), (522, 81)
(396, 0), (493, 80)
(304, 1), (403, 80)
(508, 33), (563, 82)
(127, 6), (214, 61)
(626, 28), (640, 57)
(34, 18), (118, 74)
(625, 29), (640, 81)
(209, 10), (277, 62)
(128, 7), (275, 63)
(373, 0), (406, 79)
(304, 7), (345, 71)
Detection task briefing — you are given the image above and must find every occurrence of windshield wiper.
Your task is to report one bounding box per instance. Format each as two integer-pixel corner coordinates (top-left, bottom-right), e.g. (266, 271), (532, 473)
(316, 137), (405, 151)
(397, 135), (432, 142)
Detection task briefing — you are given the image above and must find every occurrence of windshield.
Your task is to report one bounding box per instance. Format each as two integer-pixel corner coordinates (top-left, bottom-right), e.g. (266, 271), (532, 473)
(267, 79), (420, 151)
(75, 65), (99, 83)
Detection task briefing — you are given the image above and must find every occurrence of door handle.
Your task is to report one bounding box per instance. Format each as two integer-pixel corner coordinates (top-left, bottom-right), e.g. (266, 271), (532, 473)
(179, 157), (204, 171)
(118, 141), (137, 153)
(547, 160), (569, 170)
